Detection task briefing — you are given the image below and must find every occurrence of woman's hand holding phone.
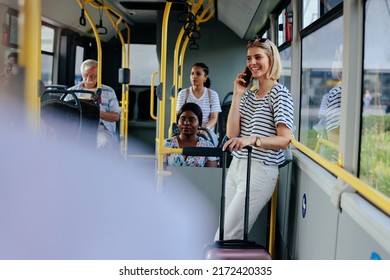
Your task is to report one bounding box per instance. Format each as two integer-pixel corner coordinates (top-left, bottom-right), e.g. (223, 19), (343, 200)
(242, 67), (252, 87)
(233, 66), (253, 97)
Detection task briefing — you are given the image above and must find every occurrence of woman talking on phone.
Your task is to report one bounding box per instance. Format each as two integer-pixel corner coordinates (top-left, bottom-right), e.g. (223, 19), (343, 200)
(215, 38), (294, 240)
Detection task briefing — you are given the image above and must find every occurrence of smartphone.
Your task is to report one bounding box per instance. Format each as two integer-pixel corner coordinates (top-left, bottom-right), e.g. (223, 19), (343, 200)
(243, 67), (252, 87)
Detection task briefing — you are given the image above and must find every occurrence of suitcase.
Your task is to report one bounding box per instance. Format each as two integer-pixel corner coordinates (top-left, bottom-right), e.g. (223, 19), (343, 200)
(201, 146), (272, 260)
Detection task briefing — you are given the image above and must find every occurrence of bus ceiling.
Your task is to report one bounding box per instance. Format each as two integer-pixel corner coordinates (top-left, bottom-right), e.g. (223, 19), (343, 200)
(4, 0), (284, 41)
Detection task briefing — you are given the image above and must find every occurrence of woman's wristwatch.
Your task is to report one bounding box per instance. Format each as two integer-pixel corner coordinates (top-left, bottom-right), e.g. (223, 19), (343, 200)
(254, 136), (262, 147)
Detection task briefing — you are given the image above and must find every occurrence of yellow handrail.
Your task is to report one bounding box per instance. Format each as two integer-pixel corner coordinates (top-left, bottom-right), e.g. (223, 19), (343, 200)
(77, 0), (102, 89)
(178, 2), (215, 92)
(269, 183), (278, 258)
(170, 0), (205, 132)
(291, 138), (390, 216)
(314, 137), (339, 153)
(78, 0), (132, 158)
(171, 0), (215, 129)
(150, 72), (158, 120)
(124, 22), (131, 154)
(156, 2), (172, 190)
(104, 8), (131, 158)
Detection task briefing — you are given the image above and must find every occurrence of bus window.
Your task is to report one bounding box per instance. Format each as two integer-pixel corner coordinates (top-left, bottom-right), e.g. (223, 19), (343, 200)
(302, 0), (343, 29)
(8, 10), (18, 46)
(41, 25), (54, 52)
(75, 46), (84, 84)
(277, 3), (293, 45)
(300, 16), (343, 161)
(279, 47), (291, 95)
(360, 0), (390, 197)
(41, 54), (53, 85)
(41, 25), (55, 85)
(128, 43), (159, 86)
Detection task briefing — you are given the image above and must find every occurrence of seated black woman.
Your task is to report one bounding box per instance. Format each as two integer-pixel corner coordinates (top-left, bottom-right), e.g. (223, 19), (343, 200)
(164, 102), (218, 167)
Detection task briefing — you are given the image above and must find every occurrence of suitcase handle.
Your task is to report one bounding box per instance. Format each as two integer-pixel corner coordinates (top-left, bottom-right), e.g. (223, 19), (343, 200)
(244, 146), (252, 241)
(219, 146), (252, 241)
(214, 239), (266, 249)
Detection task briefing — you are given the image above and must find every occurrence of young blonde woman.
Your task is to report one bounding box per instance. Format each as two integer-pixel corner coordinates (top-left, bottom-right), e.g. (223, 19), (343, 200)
(215, 38), (294, 240)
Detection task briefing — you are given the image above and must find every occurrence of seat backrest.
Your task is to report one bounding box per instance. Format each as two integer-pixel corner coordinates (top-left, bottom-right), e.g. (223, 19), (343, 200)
(41, 98), (82, 140)
(197, 126), (216, 147)
(217, 92), (233, 145)
(41, 89), (99, 143)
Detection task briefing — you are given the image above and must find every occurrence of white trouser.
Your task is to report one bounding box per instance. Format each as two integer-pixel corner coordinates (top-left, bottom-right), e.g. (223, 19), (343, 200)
(97, 124), (114, 150)
(214, 157), (279, 240)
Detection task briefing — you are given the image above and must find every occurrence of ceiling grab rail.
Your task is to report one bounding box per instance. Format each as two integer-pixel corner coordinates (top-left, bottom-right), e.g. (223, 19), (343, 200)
(291, 138), (390, 216)
(79, 0), (86, 26)
(96, 4), (107, 35)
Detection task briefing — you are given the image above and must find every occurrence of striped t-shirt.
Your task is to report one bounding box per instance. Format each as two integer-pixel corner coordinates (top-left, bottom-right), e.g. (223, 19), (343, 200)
(176, 87), (222, 131)
(325, 84), (342, 133)
(232, 82), (294, 166)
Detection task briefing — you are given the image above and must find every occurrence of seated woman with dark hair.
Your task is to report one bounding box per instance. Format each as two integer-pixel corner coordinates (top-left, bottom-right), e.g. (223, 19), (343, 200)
(164, 102), (218, 167)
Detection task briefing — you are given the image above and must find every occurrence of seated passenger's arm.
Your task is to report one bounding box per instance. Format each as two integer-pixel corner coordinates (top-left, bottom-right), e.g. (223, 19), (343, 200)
(100, 111), (119, 122)
(205, 112), (218, 129)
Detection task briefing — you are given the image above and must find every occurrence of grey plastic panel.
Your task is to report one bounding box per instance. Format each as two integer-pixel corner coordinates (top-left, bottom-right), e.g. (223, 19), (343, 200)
(336, 193), (390, 259)
(290, 166), (339, 259)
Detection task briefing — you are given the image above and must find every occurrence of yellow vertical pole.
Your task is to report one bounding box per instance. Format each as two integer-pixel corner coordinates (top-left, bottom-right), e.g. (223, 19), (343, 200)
(19, 0), (41, 129)
(105, 9), (131, 158)
(124, 23), (131, 157)
(178, 39), (190, 90)
(150, 72), (158, 120)
(269, 182), (278, 258)
(156, 2), (172, 191)
(170, 28), (186, 134)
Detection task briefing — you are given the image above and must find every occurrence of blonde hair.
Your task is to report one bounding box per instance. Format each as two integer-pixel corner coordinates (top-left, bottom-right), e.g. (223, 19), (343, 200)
(247, 38), (281, 80)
